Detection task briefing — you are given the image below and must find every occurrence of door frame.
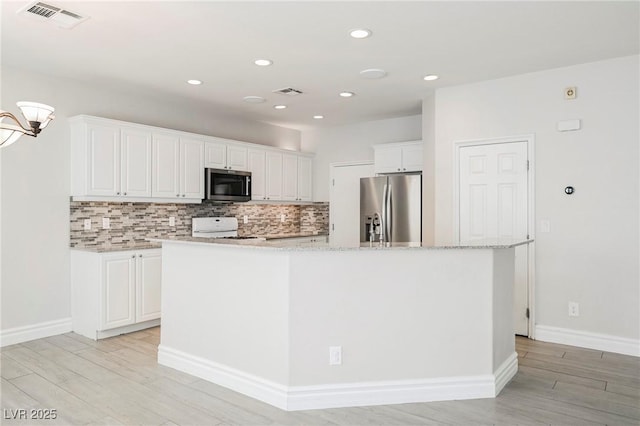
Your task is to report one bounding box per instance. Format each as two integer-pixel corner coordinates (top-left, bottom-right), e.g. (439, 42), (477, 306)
(453, 134), (536, 338)
(329, 161), (374, 241)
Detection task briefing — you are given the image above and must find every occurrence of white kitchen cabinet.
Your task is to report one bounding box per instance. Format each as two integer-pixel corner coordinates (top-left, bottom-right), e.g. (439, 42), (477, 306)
(282, 154), (313, 201)
(373, 141), (423, 174)
(205, 139), (248, 171)
(248, 149), (266, 200)
(152, 133), (204, 200)
(265, 151), (283, 201)
(71, 248), (162, 340)
(71, 118), (152, 198)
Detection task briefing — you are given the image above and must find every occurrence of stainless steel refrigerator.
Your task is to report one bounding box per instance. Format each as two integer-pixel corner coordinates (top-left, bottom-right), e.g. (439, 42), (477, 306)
(360, 174), (422, 243)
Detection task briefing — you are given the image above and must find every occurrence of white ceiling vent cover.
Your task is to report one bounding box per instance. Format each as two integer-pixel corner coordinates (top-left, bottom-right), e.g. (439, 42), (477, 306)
(273, 87), (304, 96)
(18, 2), (89, 29)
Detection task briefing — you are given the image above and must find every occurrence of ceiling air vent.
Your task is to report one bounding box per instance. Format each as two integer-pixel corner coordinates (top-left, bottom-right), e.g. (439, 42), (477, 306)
(18, 2), (90, 29)
(273, 87), (304, 96)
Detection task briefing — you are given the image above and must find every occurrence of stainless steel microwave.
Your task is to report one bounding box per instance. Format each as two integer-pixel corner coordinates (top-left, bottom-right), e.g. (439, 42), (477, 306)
(205, 168), (251, 202)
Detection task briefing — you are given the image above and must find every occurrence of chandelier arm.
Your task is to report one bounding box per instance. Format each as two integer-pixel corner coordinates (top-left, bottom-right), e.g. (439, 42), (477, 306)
(0, 111), (35, 136)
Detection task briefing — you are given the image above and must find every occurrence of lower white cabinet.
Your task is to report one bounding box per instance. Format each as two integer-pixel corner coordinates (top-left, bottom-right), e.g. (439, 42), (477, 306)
(71, 248), (161, 340)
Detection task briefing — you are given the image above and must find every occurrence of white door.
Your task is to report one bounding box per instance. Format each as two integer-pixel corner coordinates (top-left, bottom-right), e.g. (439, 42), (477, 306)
(248, 149), (266, 200)
(87, 123), (120, 196)
(180, 138), (204, 199)
(121, 127), (152, 197)
(101, 254), (136, 330)
(458, 141), (529, 336)
(136, 250), (162, 323)
(330, 163), (375, 246)
(152, 133), (180, 198)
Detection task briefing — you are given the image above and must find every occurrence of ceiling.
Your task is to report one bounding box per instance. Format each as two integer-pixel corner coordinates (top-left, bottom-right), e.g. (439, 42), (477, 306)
(2, 1), (638, 130)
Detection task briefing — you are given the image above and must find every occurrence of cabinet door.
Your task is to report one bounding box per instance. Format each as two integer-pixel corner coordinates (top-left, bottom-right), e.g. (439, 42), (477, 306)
(87, 123), (120, 196)
(401, 144), (423, 172)
(180, 138), (204, 199)
(248, 149), (266, 200)
(281, 154), (298, 201)
(374, 146), (403, 174)
(227, 145), (248, 171)
(135, 250), (162, 323)
(265, 152), (283, 201)
(152, 133), (180, 198)
(297, 156), (313, 201)
(204, 141), (226, 169)
(121, 127), (152, 197)
(101, 254), (136, 330)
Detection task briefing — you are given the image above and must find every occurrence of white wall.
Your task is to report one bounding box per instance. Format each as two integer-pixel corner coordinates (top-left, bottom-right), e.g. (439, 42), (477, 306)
(432, 55), (639, 341)
(0, 65), (300, 332)
(301, 115), (422, 201)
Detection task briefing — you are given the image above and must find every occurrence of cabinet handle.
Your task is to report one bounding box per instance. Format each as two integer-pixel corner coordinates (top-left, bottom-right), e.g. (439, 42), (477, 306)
(123, 192), (127, 196)
(176, 194), (180, 197)
(131, 255), (135, 258)
(182, 194), (186, 197)
(139, 254), (143, 258)
(397, 168), (401, 171)
(403, 168), (406, 171)
(116, 192), (120, 195)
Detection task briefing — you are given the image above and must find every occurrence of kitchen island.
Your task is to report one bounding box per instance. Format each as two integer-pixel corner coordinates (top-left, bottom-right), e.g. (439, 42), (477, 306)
(154, 237), (530, 411)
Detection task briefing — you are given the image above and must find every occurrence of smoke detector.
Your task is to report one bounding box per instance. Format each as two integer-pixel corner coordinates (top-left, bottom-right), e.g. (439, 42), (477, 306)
(273, 87), (303, 96)
(18, 2), (89, 29)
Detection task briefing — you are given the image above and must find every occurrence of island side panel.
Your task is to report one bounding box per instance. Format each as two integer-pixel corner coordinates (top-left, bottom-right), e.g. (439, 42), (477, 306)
(492, 247), (517, 374)
(287, 248), (496, 386)
(159, 242), (290, 384)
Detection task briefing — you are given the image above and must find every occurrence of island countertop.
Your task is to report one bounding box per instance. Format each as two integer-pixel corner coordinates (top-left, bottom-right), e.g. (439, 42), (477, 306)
(149, 236), (532, 250)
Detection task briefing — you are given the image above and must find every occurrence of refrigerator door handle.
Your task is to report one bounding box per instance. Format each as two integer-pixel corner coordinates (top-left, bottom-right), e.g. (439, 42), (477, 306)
(386, 182), (392, 243)
(382, 183), (389, 243)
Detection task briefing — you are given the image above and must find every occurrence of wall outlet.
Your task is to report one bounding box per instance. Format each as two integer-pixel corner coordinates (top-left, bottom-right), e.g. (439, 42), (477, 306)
(568, 301), (580, 317)
(243, 215), (249, 224)
(102, 217), (110, 229)
(83, 219), (92, 231)
(169, 216), (176, 227)
(329, 346), (342, 365)
(280, 214), (286, 223)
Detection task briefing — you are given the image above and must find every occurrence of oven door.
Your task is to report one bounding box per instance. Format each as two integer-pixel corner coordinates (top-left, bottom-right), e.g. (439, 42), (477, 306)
(205, 169), (251, 202)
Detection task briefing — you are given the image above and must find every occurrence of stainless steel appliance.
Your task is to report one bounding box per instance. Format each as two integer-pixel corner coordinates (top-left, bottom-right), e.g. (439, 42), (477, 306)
(205, 168), (251, 202)
(360, 174), (422, 243)
(191, 217), (265, 240)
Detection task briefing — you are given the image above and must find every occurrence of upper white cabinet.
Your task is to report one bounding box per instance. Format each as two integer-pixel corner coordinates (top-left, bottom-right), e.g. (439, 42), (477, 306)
(204, 139), (248, 171)
(152, 134), (204, 200)
(71, 115), (312, 204)
(373, 141), (423, 174)
(71, 118), (152, 198)
(282, 154), (313, 202)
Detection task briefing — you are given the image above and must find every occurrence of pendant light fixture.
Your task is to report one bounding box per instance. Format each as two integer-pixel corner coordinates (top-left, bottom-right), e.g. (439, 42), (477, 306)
(0, 101), (55, 148)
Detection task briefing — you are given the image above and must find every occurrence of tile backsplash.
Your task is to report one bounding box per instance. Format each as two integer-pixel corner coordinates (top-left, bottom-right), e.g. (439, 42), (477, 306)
(70, 201), (329, 250)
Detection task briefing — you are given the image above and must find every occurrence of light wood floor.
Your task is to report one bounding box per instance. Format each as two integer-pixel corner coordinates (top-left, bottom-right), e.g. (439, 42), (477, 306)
(2, 328), (639, 425)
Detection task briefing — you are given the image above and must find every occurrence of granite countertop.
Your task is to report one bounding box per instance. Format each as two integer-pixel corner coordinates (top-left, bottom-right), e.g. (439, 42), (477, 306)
(70, 242), (162, 253)
(262, 232), (329, 240)
(149, 237), (533, 251)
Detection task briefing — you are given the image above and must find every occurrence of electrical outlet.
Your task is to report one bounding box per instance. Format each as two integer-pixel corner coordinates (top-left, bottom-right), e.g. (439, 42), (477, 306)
(329, 346), (342, 365)
(83, 219), (91, 231)
(568, 301), (580, 317)
(102, 217), (110, 229)
(280, 214), (286, 223)
(243, 215), (249, 224)
(169, 216), (175, 227)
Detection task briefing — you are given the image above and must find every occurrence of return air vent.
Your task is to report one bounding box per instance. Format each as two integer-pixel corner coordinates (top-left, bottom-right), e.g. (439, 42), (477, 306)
(273, 87), (304, 96)
(18, 2), (89, 29)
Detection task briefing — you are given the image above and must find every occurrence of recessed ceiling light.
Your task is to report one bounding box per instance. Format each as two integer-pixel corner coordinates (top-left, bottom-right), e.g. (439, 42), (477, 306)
(313, 115), (324, 119)
(423, 74), (439, 81)
(243, 96), (266, 103)
(274, 105), (287, 110)
(254, 59), (273, 67)
(350, 28), (371, 39)
(187, 79), (202, 85)
(339, 91), (355, 98)
(360, 68), (387, 79)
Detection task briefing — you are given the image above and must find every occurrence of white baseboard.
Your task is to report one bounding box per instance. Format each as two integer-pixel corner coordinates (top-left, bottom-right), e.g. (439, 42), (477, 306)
(158, 345), (518, 411)
(0, 317), (73, 347)
(535, 325), (640, 357)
